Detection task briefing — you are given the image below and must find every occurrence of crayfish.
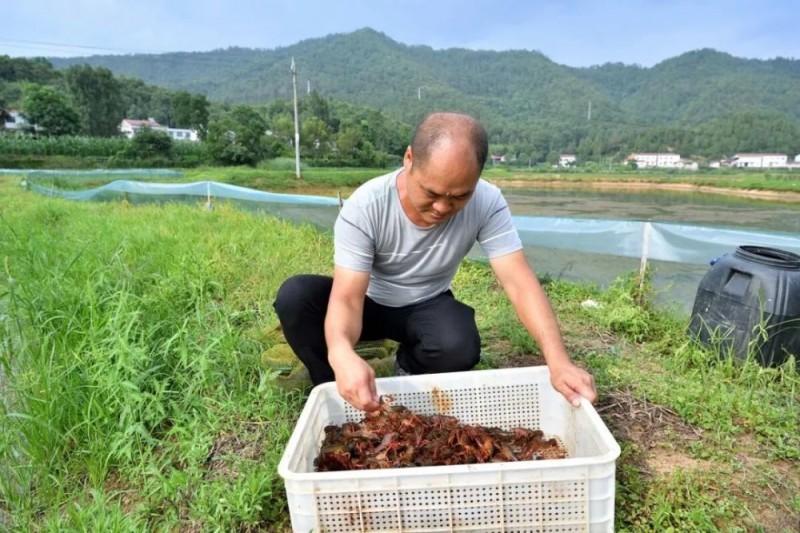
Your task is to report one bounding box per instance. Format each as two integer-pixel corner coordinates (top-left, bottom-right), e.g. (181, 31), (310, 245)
(314, 396), (566, 471)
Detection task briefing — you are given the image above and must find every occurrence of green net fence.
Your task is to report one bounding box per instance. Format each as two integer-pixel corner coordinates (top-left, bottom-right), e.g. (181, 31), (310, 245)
(17, 170), (800, 311)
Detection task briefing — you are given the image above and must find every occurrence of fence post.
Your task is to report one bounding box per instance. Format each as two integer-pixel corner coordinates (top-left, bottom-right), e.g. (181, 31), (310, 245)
(639, 220), (652, 290)
(205, 181), (213, 211)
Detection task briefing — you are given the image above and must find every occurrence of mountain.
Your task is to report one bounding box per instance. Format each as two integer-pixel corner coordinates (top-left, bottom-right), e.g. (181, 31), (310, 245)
(614, 49), (800, 125)
(48, 28), (800, 150)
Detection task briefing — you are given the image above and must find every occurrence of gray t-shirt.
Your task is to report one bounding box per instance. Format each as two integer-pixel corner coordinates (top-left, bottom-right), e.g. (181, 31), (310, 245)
(334, 169), (522, 307)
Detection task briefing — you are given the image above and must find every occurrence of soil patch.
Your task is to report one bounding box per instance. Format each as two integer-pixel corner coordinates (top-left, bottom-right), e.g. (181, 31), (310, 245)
(596, 390), (704, 468)
(204, 420), (270, 481)
(729, 436), (800, 531)
(596, 391), (799, 531)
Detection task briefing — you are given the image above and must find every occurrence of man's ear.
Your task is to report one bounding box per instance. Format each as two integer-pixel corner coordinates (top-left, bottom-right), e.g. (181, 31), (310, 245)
(403, 146), (413, 171)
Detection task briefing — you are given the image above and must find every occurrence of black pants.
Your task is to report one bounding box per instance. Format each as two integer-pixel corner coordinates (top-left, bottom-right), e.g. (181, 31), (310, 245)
(273, 274), (481, 385)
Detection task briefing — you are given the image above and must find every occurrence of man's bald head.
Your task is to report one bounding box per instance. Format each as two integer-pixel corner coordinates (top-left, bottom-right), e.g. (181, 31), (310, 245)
(410, 112), (488, 172)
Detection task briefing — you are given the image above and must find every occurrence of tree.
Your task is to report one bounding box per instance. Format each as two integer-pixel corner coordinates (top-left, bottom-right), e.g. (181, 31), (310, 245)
(0, 56), (59, 84)
(335, 125), (383, 166)
(65, 64), (125, 137)
(170, 91), (191, 126)
(269, 113), (295, 143)
(335, 126), (364, 162)
(301, 116), (331, 158)
(119, 77), (148, 119)
(130, 127), (173, 159)
(305, 90), (337, 130)
(171, 91), (210, 138)
(21, 83), (81, 136)
(189, 94), (210, 139)
(205, 105), (268, 166)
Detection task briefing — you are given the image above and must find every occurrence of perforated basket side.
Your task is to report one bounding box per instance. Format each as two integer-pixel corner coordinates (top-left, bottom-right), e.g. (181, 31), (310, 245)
(278, 366), (620, 532)
(283, 460), (616, 532)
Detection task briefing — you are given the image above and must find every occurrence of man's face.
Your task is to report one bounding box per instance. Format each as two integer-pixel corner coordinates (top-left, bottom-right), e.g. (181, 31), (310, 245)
(402, 139), (480, 226)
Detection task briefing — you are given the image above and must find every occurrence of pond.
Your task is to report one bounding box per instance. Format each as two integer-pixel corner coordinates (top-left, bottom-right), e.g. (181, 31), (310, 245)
(232, 184), (799, 315)
(502, 187), (800, 233)
(499, 187), (800, 314)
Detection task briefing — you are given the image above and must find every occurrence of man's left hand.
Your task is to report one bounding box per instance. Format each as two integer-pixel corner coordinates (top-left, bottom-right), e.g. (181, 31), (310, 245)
(549, 363), (597, 407)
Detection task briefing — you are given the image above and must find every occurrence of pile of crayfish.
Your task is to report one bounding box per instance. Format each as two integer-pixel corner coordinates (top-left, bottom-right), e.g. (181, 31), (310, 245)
(314, 396), (566, 471)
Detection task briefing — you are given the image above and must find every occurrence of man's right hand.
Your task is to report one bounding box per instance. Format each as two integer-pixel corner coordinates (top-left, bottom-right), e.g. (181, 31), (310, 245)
(330, 350), (381, 412)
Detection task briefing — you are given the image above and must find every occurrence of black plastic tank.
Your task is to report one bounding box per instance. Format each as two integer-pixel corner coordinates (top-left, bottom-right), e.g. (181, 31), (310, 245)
(688, 245), (800, 366)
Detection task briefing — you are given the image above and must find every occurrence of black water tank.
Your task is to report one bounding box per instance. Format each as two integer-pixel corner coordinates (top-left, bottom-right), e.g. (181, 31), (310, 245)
(688, 245), (800, 366)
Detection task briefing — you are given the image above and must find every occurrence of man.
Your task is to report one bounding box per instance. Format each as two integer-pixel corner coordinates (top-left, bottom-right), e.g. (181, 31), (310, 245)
(274, 112), (596, 412)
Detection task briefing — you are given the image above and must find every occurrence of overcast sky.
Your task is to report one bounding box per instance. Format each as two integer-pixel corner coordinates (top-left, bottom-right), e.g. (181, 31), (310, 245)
(2, 0), (798, 67)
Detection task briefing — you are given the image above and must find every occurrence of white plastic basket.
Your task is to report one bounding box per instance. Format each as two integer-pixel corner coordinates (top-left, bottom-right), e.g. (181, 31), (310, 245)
(278, 366), (620, 532)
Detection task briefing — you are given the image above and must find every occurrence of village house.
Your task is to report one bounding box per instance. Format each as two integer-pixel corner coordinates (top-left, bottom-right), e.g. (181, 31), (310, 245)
(625, 152), (681, 169)
(730, 153), (788, 168)
(2, 109), (30, 132)
(558, 154), (577, 167)
(119, 118), (161, 138)
(119, 118), (199, 141)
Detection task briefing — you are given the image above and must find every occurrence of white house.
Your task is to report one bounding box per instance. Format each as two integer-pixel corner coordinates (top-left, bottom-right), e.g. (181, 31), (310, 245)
(3, 109), (29, 132)
(558, 154), (577, 167)
(166, 128), (197, 141)
(119, 118), (162, 138)
(625, 152), (681, 169)
(731, 153), (788, 168)
(119, 118), (198, 141)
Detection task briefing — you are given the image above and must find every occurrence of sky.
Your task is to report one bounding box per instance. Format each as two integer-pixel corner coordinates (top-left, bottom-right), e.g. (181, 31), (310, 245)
(2, 0), (798, 67)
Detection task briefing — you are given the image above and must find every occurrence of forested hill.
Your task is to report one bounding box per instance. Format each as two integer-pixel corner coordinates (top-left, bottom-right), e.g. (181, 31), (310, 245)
(50, 28), (800, 127)
(45, 28), (800, 160)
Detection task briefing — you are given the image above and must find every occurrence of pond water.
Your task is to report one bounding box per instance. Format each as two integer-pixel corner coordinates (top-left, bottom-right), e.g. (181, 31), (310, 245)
(253, 185), (799, 315)
(499, 188), (800, 314)
(502, 187), (800, 233)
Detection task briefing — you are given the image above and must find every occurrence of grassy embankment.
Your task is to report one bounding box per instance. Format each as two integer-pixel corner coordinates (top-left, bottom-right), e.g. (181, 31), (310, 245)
(17, 159), (800, 200)
(0, 172), (798, 531)
(189, 164), (800, 200)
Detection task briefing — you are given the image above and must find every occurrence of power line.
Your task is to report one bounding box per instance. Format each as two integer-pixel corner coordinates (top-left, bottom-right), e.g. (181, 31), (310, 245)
(0, 37), (159, 56)
(0, 38), (306, 80)
(0, 37), (289, 64)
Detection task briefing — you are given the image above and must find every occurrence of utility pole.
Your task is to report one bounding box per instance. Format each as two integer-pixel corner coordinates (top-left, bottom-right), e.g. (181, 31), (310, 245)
(291, 57), (301, 179)
(587, 101), (592, 121)
(417, 86), (425, 100)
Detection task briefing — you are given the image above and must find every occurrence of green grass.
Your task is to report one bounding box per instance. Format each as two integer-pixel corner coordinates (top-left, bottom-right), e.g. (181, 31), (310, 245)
(1, 176), (798, 531)
(0, 184), (329, 531)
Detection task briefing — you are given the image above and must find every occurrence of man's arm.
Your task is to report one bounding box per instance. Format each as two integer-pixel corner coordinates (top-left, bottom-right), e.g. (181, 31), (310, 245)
(489, 250), (597, 406)
(325, 265), (382, 412)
